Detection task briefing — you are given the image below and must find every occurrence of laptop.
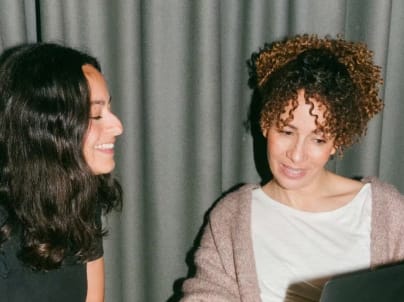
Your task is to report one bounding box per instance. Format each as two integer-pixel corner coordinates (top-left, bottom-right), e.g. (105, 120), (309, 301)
(320, 262), (404, 301)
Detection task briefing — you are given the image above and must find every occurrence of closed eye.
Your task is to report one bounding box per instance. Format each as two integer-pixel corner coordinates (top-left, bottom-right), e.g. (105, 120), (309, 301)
(90, 115), (102, 120)
(279, 130), (293, 135)
(314, 138), (326, 144)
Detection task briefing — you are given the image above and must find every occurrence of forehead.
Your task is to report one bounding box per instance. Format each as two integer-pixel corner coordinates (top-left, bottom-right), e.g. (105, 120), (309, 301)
(82, 64), (109, 100)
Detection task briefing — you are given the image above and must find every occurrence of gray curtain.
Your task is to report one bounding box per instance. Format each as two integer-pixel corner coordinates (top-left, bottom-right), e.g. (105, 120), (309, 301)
(1, 0), (404, 301)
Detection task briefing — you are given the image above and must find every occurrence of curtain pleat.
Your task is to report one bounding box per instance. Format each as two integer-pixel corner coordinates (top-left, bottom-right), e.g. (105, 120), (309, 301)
(0, 0), (36, 46)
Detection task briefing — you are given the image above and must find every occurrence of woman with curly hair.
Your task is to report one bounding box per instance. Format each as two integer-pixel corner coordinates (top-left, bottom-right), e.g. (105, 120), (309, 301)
(0, 43), (123, 301)
(181, 35), (404, 301)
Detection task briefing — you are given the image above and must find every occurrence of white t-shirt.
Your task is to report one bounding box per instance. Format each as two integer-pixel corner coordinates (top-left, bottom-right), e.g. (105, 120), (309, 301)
(251, 184), (372, 302)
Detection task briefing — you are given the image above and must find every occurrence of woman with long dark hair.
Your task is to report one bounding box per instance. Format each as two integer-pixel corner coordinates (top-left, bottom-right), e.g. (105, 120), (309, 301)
(0, 43), (123, 301)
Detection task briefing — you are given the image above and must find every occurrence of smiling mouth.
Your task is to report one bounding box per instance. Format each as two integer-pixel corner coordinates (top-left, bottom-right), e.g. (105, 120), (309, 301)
(281, 164), (305, 178)
(94, 143), (114, 150)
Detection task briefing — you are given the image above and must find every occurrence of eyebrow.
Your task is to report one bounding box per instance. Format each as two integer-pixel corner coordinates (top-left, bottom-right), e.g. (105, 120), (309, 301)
(283, 124), (297, 130)
(283, 124), (326, 135)
(90, 96), (112, 106)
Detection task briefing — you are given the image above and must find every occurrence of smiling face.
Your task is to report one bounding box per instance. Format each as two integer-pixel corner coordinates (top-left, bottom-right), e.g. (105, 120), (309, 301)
(262, 90), (336, 192)
(82, 64), (123, 175)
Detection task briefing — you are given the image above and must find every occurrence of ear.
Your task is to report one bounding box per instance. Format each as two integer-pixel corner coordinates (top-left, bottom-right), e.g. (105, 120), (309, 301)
(262, 128), (268, 138)
(330, 146), (337, 156)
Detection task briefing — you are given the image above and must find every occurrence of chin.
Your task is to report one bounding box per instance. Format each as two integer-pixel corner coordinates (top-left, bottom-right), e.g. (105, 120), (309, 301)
(90, 163), (116, 175)
(273, 174), (311, 190)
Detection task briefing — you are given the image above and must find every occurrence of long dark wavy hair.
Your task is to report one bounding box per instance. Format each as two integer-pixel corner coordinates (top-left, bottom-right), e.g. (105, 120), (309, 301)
(0, 43), (122, 271)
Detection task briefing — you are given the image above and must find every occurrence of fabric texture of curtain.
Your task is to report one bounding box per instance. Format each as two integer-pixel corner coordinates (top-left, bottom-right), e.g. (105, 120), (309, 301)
(1, 0), (403, 301)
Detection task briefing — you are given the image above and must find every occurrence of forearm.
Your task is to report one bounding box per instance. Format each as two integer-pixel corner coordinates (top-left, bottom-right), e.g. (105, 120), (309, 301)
(181, 222), (240, 301)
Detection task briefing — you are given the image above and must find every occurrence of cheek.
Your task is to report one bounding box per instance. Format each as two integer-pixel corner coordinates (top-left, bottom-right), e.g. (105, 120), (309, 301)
(267, 134), (288, 156)
(310, 145), (335, 162)
(82, 126), (97, 156)
(83, 124), (98, 143)
(82, 137), (92, 163)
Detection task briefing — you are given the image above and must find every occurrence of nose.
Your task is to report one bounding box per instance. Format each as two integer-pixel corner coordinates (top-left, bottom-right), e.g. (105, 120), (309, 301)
(108, 112), (124, 136)
(286, 138), (306, 163)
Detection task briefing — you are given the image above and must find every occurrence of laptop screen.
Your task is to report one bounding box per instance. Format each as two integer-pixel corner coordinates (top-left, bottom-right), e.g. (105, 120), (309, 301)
(320, 262), (404, 302)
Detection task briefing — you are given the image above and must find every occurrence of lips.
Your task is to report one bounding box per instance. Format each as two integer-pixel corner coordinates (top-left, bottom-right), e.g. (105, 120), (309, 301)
(280, 164), (306, 179)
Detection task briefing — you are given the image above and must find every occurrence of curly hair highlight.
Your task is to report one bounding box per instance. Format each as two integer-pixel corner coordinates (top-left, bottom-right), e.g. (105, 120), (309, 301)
(247, 34), (384, 151)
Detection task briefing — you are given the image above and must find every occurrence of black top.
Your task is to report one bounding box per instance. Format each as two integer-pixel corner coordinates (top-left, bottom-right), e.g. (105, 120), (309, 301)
(0, 207), (103, 302)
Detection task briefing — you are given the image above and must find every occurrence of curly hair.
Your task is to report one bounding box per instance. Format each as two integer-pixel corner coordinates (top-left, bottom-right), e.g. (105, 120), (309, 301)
(0, 43), (122, 271)
(247, 34), (383, 151)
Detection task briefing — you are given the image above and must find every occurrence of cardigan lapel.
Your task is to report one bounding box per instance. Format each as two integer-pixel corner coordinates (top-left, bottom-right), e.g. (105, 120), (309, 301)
(233, 184), (262, 301)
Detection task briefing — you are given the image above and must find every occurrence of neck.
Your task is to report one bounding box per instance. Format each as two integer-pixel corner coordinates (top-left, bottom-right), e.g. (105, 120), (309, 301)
(264, 170), (333, 211)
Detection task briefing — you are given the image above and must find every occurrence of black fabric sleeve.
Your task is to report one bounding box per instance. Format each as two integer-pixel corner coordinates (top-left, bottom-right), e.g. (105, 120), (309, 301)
(0, 205), (8, 227)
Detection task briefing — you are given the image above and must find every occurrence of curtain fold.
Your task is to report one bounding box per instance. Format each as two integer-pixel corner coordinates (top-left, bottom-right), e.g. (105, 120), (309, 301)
(1, 0), (402, 301)
(0, 0), (36, 46)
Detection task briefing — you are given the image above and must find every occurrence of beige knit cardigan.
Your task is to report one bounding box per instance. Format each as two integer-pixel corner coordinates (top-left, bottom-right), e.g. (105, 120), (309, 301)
(181, 177), (404, 301)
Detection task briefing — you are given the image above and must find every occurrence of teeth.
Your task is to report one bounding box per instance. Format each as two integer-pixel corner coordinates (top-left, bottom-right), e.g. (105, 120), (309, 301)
(95, 143), (114, 150)
(286, 168), (302, 175)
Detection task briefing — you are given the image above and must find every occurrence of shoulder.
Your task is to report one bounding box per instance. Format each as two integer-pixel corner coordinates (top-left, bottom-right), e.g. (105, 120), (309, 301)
(209, 184), (259, 220)
(325, 173), (363, 195)
(363, 177), (404, 264)
(362, 176), (404, 218)
(362, 176), (404, 202)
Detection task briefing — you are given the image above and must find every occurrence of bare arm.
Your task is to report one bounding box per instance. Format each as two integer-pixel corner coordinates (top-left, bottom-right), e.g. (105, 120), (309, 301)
(86, 257), (105, 302)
